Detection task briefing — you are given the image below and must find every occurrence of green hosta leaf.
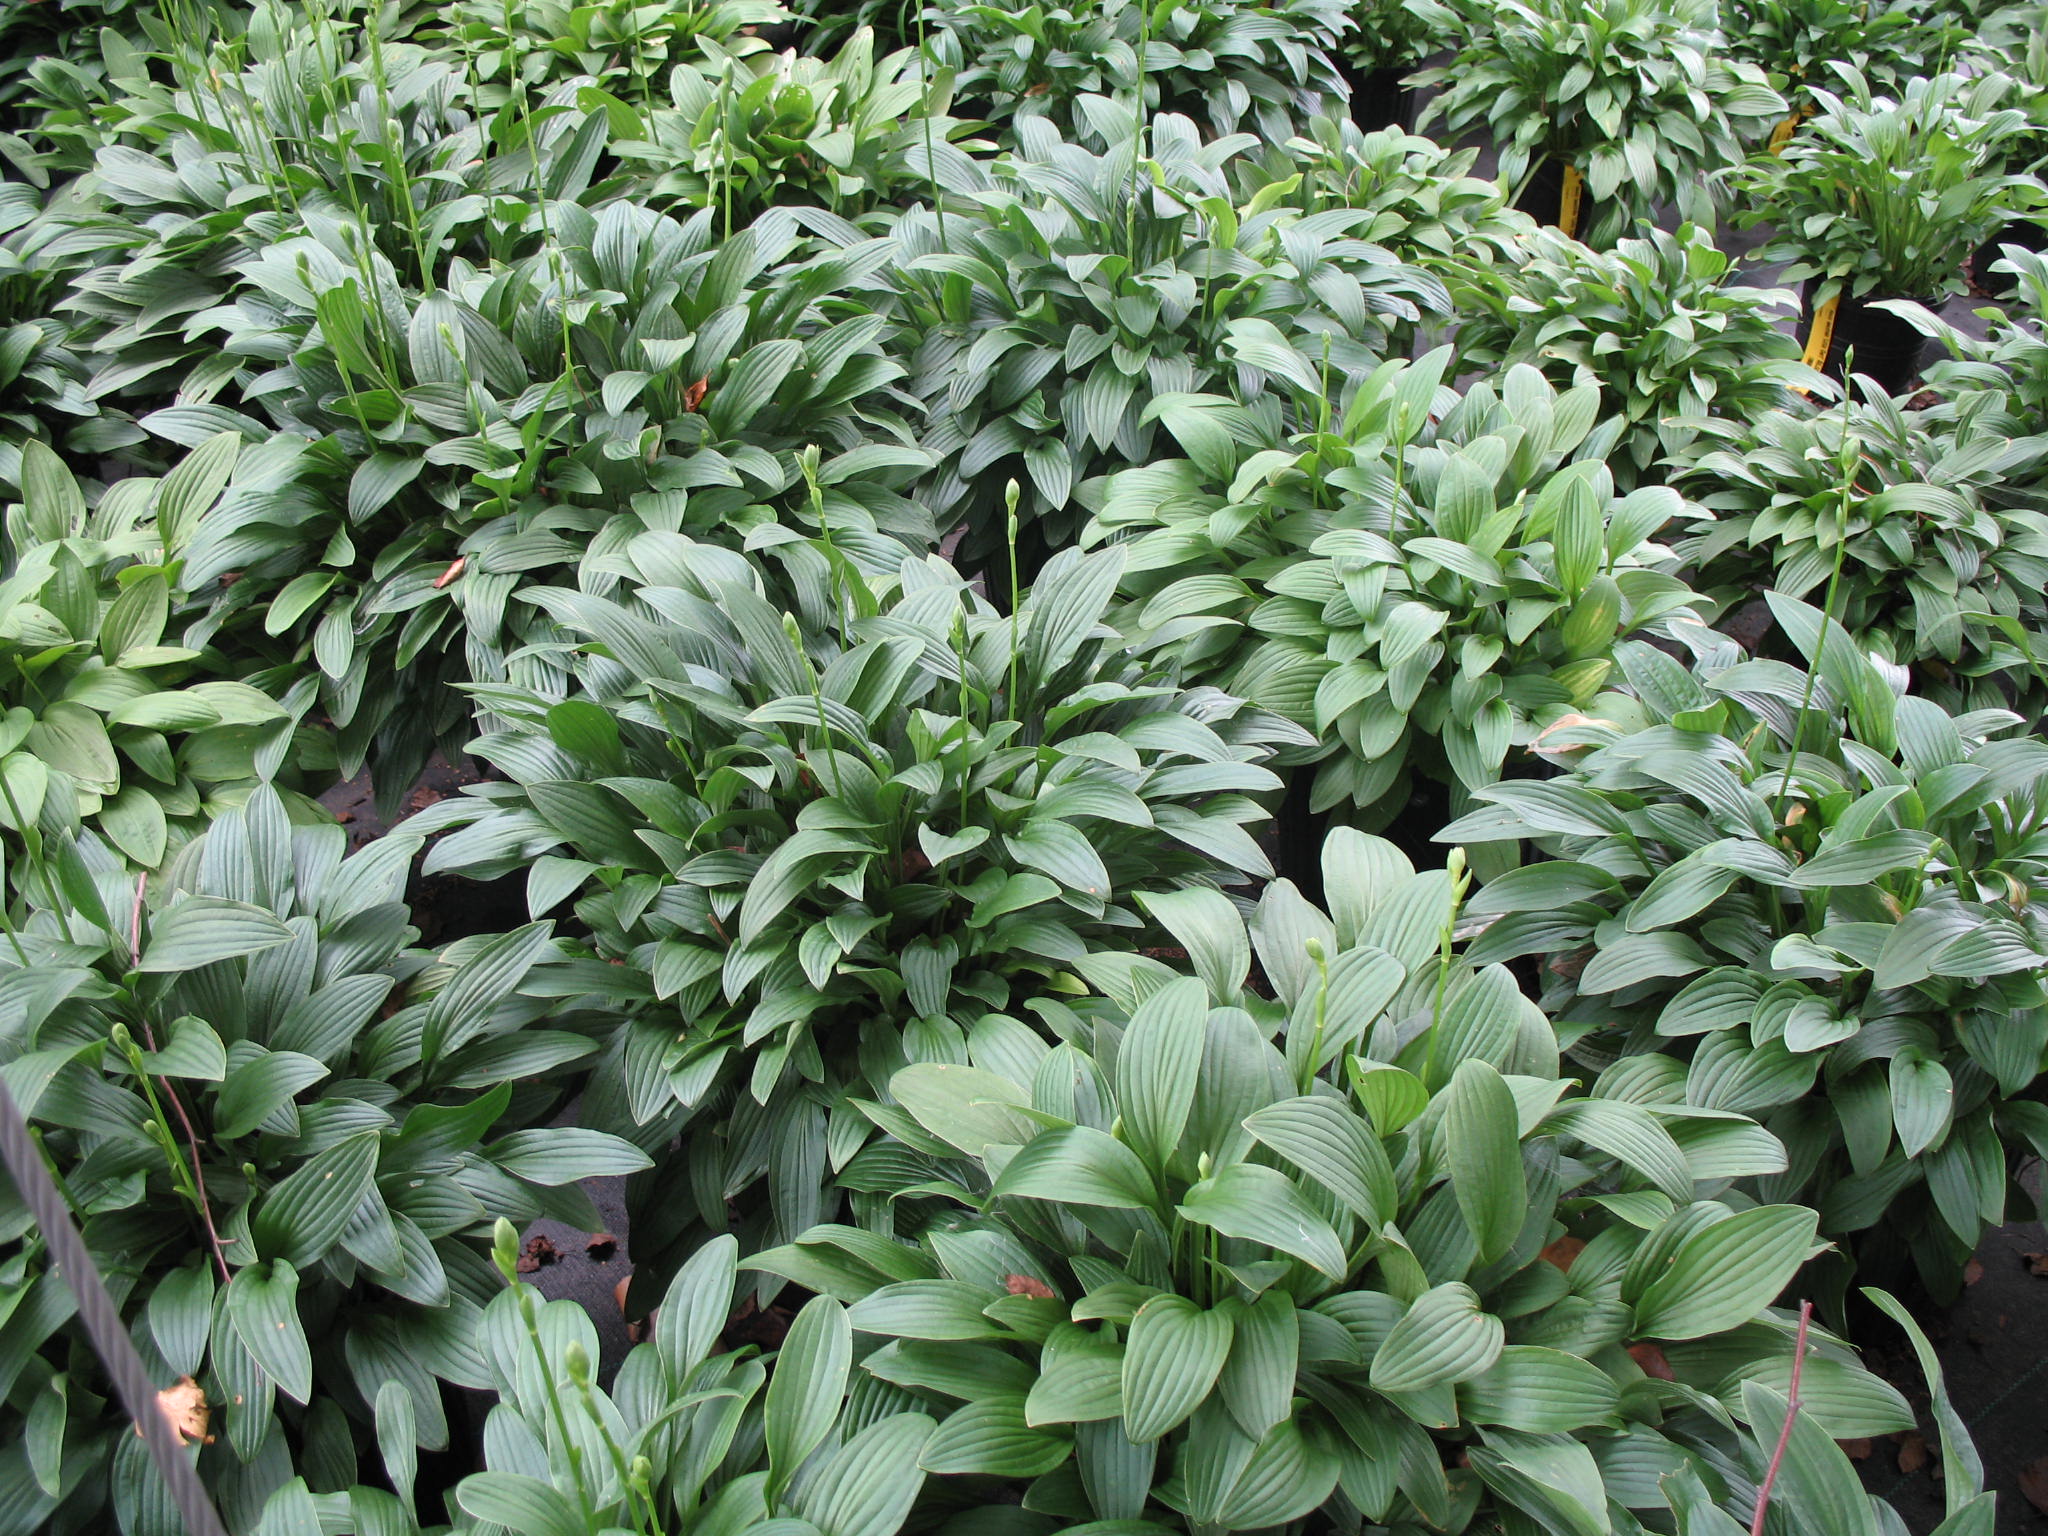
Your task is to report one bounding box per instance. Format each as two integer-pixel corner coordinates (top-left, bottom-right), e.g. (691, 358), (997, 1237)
(890, 1063), (1037, 1158)
(994, 1126), (1157, 1211)
(1005, 817), (1112, 898)
(1176, 1164), (1348, 1276)
(99, 787), (169, 868)
(1542, 1099), (1694, 1203)
(1632, 1205), (1818, 1340)
(1368, 1283), (1503, 1395)
(1214, 1418), (1342, 1530)
(1026, 1325), (1124, 1425)
(1242, 1096), (1394, 1227)
(658, 1234), (739, 1386)
(456, 1473), (586, 1536)
(848, 1281), (1008, 1341)
(140, 897), (295, 972)
(148, 1265), (214, 1378)
(1215, 1291), (1298, 1442)
(253, 1131), (379, 1269)
(796, 1413), (935, 1536)
(917, 1397), (1070, 1476)
(1468, 1433), (1609, 1536)
(138, 1016), (226, 1080)
(1717, 1354), (1912, 1438)
(1737, 1383), (1883, 1536)
(1441, 1059), (1525, 1264)
(226, 1260), (312, 1403)
(1136, 890), (1248, 1000)
(485, 1129), (653, 1183)
(1459, 1346), (1619, 1432)
(214, 1050), (328, 1138)
(1114, 977), (1209, 1171)
(766, 1295), (852, 1498)
(1890, 1049), (1954, 1159)
(1121, 1295), (1234, 1443)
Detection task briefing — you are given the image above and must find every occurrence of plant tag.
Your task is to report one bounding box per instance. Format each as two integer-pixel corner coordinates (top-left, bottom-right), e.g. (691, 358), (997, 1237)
(1800, 295), (1840, 370)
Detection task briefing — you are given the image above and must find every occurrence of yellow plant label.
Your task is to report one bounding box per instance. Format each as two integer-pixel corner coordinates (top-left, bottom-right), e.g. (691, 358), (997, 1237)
(1559, 165), (1583, 239)
(1801, 294), (1840, 370)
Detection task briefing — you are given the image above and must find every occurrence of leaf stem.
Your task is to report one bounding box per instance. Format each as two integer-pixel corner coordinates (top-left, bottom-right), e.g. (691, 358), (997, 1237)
(1749, 1299), (1814, 1536)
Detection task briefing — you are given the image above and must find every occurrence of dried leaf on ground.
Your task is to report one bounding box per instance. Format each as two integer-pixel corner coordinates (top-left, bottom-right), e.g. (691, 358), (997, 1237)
(1896, 1431), (1930, 1475)
(586, 1233), (618, 1262)
(155, 1377), (210, 1445)
(1539, 1235), (1586, 1272)
(2020, 1456), (2048, 1515)
(2021, 1252), (2048, 1276)
(515, 1234), (558, 1273)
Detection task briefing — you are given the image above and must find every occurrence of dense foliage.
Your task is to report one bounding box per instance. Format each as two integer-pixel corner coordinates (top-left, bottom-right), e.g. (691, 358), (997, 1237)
(0, 0), (2043, 1532)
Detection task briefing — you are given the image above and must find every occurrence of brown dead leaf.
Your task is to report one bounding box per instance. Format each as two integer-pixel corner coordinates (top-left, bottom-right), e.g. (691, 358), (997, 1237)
(516, 1234), (558, 1274)
(1004, 1274), (1055, 1299)
(1539, 1236), (1586, 1273)
(155, 1377), (211, 1445)
(1896, 1431), (1930, 1476)
(2022, 1252), (2048, 1276)
(587, 1233), (618, 1262)
(431, 556), (465, 590)
(1838, 1438), (1872, 1461)
(683, 377), (709, 412)
(1963, 1258), (1986, 1285)
(2021, 1456), (2048, 1516)
(1627, 1343), (1676, 1381)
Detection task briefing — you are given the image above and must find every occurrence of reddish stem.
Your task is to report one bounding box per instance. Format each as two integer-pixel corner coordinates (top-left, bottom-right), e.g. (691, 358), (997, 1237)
(131, 877), (232, 1287)
(1750, 1299), (1814, 1536)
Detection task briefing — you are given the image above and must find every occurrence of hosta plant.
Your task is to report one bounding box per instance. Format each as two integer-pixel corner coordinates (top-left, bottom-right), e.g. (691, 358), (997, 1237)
(1674, 383), (2048, 706)
(174, 202), (931, 804)
(614, 28), (988, 226)
(0, 434), (320, 874)
(1725, 0), (1959, 114)
(751, 832), (1915, 1534)
(1085, 347), (1701, 823)
(1258, 117), (1531, 275)
(1450, 223), (1817, 484)
(408, 0), (784, 109)
(407, 541), (1304, 1271)
(1414, 0), (1785, 247)
(875, 112), (1446, 583)
(1443, 610), (2048, 1294)
(0, 789), (652, 1530)
(926, 0), (1353, 150)
(1910, 245), (2048, 499)
(407, 1226), (933, 1536)
(1340, 0), (1457, 74)
(1734, 69), (2043, 306)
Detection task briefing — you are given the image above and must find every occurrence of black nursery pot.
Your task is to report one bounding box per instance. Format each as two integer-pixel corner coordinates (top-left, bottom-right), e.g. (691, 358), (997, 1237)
(1513, 159), (1598, 239)
(1798, 282), (1930, 396)
(1969, 215), (2048, 300)
(1344, 63), (1420, 133)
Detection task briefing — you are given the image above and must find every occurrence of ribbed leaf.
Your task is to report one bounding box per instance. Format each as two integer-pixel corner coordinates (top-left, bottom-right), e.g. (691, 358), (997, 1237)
(1243, 1096), (1395, 1226)
(1459, 1346), (1619, 1432)
(1113, 977), (1209, 1171)
(1177, 1164), (1348, 1276)
(1368, 1284), (1503, 1395)
(1121, 1296), (1234, 1443)
(1442, 1060), (1525, 1263)
(766, 1296), (852, 1498)
(1632, 1205), (1817, 1340)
